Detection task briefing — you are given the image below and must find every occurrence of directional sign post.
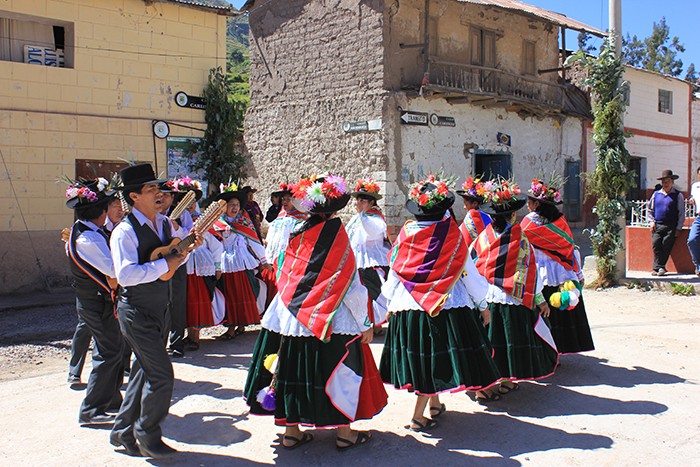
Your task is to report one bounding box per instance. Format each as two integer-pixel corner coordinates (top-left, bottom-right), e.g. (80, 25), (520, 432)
(400, 110), (429, 126)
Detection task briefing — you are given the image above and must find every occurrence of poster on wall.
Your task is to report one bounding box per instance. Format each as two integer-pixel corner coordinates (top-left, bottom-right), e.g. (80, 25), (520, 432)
(166, 137), (209, 196)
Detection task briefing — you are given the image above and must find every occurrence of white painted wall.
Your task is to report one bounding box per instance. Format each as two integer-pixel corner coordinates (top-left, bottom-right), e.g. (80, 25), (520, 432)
(383, 94), (584, 223)
(624, 67), (690, 138)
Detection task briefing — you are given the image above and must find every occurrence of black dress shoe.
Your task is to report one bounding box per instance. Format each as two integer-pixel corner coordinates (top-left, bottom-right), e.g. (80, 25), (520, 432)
(79, 413), (115, 426)
(109, 432), (142, 457)
(138, 439), (177, 458)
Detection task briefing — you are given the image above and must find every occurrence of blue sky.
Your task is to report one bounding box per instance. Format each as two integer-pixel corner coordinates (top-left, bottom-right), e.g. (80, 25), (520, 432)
(226, 0), (698, 75)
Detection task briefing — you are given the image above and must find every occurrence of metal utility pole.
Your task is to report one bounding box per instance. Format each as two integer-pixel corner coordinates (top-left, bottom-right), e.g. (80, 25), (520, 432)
(609, 0), (622, 57)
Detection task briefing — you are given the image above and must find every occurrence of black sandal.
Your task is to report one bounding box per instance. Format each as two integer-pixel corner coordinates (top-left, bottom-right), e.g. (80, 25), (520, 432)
(336, 431), (372, 451)
(497, 382), (519, 395)
(429, 403), (446, 418)
(408, 418), (438, 432)
(469, 390), (501, 405)
(282, 432), (313, 450)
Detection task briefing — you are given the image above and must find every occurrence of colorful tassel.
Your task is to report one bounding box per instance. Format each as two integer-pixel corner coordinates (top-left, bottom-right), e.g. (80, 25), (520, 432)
(263, 353), (279, 374)
(256, 386), (276, 411)
(549, 292), (562, 308)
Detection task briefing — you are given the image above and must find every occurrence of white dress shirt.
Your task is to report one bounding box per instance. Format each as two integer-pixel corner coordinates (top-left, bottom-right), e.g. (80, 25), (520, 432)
(110, 208), (178, 287)
(70, 220), (115, 278)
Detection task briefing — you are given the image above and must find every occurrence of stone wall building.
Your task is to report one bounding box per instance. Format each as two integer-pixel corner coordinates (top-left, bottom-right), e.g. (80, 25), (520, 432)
(242, 0), (603, 231)
(0, 0), (232, 294)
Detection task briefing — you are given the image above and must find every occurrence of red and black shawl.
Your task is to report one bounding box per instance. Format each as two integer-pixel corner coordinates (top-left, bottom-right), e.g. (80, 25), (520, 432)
(276, 217), (356, 342)
(210, 211), (261, 245)
(472, 223), (538, 309)
(520, 215), (580, 272)
(389, 216), (467, 316)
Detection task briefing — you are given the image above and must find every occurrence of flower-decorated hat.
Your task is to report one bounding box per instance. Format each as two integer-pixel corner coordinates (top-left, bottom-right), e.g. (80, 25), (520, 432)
(405, 174), (455, 220)
(215, 179), (248, 206)
(456, 176), (487, 203)
(118, 163), (166, 191)
(528, 177), (563, 205)
(291, 173), (351, 214)
(480, 177), (526, 217)
(65, 177), (116, 209)
(351, 178), (382, 201)
(174, 177), (203, 200)
(159, 179), (177, 194)
(271, 182), (293, 198)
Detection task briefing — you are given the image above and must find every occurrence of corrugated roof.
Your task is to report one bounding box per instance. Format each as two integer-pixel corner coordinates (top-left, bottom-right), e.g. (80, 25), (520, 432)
(457, 0), (605, 37)
(158, 0), (237, 15)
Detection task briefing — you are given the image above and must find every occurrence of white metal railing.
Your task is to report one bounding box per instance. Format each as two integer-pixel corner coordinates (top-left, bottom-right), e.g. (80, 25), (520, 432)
(628, 199), (697, 227)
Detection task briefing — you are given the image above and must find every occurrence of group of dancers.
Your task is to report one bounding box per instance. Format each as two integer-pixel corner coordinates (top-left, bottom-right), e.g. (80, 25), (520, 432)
(64, 163), (594, 457)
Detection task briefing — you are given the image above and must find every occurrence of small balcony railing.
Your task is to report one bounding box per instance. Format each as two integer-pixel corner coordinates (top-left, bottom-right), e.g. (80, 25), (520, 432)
(424, 60), (589, 116)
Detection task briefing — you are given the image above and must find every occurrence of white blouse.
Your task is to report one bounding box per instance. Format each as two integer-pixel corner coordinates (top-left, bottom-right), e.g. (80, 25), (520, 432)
(261, 272), (372, 337)
(264, 215), (302, 264)
(346, 211), (391, 268)
(219, 216), (267, 273)
(186, 231), (223, 276)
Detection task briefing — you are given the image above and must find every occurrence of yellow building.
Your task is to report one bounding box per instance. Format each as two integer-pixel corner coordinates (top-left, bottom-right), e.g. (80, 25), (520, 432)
(0, 0), (233, 294)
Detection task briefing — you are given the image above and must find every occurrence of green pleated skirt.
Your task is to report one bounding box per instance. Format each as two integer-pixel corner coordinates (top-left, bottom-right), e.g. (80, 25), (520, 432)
(244, 329), (364, 427)
(379, 307), (501, 395)
(487, 302), (559, 380)
(542, 285), (595, 354)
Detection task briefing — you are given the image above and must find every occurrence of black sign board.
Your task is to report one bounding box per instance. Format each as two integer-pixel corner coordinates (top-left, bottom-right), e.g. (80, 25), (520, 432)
(175, 91), (206, 110)
(343, 121), (369, 132)
(400, 110), (429, 126)
(430, 114), (456, 127)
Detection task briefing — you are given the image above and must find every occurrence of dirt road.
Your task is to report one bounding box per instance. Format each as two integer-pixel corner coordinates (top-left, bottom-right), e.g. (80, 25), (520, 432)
(0, 286), (697, 466)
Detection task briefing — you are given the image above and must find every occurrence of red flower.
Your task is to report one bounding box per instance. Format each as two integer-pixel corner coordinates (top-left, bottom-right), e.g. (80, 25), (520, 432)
(436, 183), (448, 195)
(502, 189), (512, 200)
(418, 193), (430, 206)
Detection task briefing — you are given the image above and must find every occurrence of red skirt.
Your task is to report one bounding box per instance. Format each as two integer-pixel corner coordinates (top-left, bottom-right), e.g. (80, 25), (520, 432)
(222, 270), (261, 326)
(259, 267), (278, 307)
(186, 274), (215, 328)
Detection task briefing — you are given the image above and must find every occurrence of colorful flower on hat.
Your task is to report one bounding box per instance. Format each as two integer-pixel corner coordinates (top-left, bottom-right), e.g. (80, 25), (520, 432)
(290, 173), (349, 211)
(65, 185), (99, 203)
(219, 179), (238, 194)
(408, 173), (455, 208)
(529, 174), (563, 204)
(355, 178), (381, 195)
(482, 177), (521, 206)
(460, 176), (486, 199)
(163, 179), (177, 191)
(174, 177), (202, 192)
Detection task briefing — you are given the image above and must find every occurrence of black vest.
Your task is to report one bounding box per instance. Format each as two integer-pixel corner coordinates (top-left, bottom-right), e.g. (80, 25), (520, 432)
(68, 221), (112, 301)
(119, 213), (172, 310)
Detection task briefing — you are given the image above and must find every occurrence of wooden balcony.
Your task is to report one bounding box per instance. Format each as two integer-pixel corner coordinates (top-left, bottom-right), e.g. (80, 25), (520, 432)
(420, 60), (591, 119)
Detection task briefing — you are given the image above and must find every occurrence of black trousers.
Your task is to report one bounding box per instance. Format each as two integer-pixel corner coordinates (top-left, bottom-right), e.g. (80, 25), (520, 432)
(652, 223), (677, 270)
(68, 314), (91, 378)
(168, 266), (188, 353)
(112, 299), (173, 446)
(76, 294), (125, 419)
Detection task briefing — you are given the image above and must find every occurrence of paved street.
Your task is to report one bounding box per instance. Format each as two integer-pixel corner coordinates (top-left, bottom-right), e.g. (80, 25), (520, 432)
(0, 286), (698, 466)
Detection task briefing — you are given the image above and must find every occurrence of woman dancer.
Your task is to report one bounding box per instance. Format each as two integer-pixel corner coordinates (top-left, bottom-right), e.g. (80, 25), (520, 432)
(212, 182), (269, 340)
(468, 178), (558, 393)
(380, 174), (501, 432)
(244, 174), (387, 451)
(521, 177), (594, 354)
(346, 178), (391, 333)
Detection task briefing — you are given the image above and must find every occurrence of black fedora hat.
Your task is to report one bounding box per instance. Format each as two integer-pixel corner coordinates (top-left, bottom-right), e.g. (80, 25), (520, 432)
(66, 178), (116, 209)
(271, 182), (293, 198)
(481, 198), (527, 217)
(215, 189), (248, 207)
(118, 163), (166, 191)
(307, 193), (351, 214)
(657, 169), (679, 180)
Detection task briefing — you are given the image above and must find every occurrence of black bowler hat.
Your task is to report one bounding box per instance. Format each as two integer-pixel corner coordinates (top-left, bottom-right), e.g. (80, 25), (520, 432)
(118, 163), (166, 191)
(405, 182), (455, 221)
(480, 198), (527, 217)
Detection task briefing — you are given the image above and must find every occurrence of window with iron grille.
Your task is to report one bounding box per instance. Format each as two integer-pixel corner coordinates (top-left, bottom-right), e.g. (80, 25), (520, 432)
(658, 89), (673, 114)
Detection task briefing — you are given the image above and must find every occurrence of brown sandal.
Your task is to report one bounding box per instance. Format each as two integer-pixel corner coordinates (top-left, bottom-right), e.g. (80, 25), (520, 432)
(282, 432), (313, 450)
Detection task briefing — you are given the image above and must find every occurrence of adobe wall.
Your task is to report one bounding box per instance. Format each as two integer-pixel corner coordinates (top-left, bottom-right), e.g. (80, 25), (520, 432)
(244, 0), (388, 220)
